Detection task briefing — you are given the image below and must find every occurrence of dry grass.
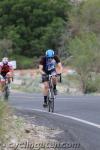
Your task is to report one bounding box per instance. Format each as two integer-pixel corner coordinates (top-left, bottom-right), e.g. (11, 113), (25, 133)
(0, 101), (12, 144)
(0, 101), (62, 150)
(12, 69), (82, 95)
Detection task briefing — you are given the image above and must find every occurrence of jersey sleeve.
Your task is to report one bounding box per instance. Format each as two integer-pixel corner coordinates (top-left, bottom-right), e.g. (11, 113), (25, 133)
(0, 63), (3, 71)
(54, 55), (60, 63)
(8, 62), (14, 70)
(39, 57), (44, 65)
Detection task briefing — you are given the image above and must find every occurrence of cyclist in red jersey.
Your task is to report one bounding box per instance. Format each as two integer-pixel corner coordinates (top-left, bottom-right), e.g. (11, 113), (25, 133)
(0, 57), (14, 91)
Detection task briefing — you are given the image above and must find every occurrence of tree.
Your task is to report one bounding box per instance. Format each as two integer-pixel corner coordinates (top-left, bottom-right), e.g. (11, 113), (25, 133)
(0, 39), (13, 58)
(66, 0), (100, 93)
(68, 33), (100, 93)
(0, 0), (71, 57)
(69, 0), (100, 36)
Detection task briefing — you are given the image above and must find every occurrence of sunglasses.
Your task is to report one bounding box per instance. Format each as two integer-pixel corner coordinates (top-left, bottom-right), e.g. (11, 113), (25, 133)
(48, 57), (53, 59)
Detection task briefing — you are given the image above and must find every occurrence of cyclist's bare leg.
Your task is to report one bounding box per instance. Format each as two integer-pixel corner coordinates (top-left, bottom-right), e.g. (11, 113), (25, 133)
(1, 82), (5, 92)
(7, 77), (10, 83)
(43, 81), (49, 95)
(43, 81), (49, 106)
(6, 72), (13, 83)
(0, 75), (5, 92)
(52, 76), (57, 84)
(52, 76), (58, 95)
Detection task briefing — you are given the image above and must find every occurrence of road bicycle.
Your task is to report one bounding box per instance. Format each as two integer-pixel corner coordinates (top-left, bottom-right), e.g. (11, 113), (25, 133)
(3, 77), (10, 100)
(0, 75), (11, 100)
(47, 74), (55, 112)
(46, 73), (62, 112)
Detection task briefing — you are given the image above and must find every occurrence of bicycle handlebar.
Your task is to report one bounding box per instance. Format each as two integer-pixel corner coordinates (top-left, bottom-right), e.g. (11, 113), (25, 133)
(57, 73), (62, 83)
(43, 73), (62, 83)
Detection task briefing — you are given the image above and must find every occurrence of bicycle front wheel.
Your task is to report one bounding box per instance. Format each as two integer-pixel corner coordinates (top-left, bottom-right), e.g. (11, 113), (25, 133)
(48, 88), (54, 112)
(4, 85), (9, 100)
(50, 98), (54, 112)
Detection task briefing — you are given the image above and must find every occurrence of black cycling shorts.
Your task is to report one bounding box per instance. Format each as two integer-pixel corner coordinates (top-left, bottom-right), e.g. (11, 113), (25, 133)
(42, 74), (49, 82)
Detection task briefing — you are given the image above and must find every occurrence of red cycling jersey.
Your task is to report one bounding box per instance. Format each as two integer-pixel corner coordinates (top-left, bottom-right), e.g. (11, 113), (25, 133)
(0, 62), (13, 77)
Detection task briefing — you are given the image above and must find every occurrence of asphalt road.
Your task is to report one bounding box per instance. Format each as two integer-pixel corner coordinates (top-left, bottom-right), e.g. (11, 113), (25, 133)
(9, 91), (100, 150)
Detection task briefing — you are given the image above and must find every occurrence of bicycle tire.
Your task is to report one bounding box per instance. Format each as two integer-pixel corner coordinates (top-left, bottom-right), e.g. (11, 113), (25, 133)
(60, 74), (62, 83)
(50, 87), (54, 112)
(4, 85), (9, 100)
(48, 88), (54, 112)
(50, 98), (54, 112)
(46, 94), (50, 112)
(48, 100), (51, 112)
(47, 91), (51, 112)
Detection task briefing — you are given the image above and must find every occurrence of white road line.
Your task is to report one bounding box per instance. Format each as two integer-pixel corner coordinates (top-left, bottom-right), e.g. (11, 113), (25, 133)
(10, 95), (97, 101)
(10, 95), (74, 100)
(14, 106), (100, 129)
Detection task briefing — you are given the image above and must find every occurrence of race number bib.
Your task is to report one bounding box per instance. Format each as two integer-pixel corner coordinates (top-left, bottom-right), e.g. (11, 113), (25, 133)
(46, 59), (56, 71)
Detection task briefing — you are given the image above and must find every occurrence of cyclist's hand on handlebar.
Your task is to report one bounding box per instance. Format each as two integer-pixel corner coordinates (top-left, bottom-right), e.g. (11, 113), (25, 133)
(41, 71), (46, 75)
(57, 73), (62, 83)
(42, 72), (46, 76)
(42, 72), (47, 77)
(57, 73), (61, 76)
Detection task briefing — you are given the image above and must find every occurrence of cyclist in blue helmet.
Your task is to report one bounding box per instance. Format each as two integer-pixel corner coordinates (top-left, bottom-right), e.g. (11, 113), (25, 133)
(45, 49), (54, 57)
(39, 49), (62, 107)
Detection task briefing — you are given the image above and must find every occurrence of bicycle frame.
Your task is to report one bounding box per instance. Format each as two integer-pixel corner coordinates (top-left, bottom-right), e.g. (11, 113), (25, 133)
(1, 76), (10, 100)
(47, 74), (55, 112)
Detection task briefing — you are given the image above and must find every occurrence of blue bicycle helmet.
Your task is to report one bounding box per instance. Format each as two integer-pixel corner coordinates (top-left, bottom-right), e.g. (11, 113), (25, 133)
(45, 49), (54, 58)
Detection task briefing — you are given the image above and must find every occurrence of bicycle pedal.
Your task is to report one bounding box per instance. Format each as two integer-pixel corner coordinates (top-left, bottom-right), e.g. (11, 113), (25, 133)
(43, 103), (48, 107)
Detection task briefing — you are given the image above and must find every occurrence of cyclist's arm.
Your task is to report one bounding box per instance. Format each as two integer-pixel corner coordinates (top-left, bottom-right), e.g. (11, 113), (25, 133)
(56, 62), (63, 74)
(39, 57), (46, 75)
(9, 65), (14, 76)
(9, 65), (13, 71)
(54, 55), (62, 74)
(0, 62), (3, 71)
(39, 65), (45, 75)
(0, 66), (1, 74)
(56, 62), (63, 83)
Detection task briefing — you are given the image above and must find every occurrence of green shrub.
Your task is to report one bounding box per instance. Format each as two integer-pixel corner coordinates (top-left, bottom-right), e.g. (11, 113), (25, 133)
(85, 79), (98, 93)
(10, 55), (39, 69)
(95, 75), (100, 92)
